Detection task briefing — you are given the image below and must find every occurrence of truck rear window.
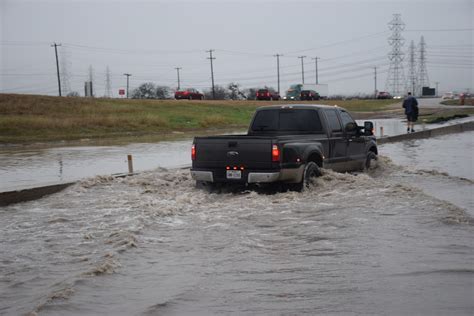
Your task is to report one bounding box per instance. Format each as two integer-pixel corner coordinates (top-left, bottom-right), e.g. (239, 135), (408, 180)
(251, 109), (322, 132)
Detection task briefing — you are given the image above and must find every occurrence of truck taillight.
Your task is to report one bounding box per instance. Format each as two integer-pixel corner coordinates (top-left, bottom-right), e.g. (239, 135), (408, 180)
(272, 145), (280, 162)
(191, 144), (196, 160)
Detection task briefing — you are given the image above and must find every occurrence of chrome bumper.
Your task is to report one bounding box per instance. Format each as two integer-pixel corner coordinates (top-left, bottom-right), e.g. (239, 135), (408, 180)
(191, 166), (304, 184)
(247, 172), (280, 183)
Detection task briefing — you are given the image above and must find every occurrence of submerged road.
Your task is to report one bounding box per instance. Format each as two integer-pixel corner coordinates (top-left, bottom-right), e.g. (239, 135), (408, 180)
(0, 131), (473, 315)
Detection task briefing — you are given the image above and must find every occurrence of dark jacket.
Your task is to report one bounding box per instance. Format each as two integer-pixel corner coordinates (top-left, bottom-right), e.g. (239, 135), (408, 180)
(403, 95), (419, 118)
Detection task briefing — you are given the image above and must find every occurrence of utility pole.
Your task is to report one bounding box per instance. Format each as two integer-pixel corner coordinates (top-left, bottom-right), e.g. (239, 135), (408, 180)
(274, 54), (282, 94)
(51, 42), (62, 96)
(175, 67), (182, 91)
(312, 57), (320, 84)
(123, 73), (131, 98)
(298, 56), (306, 84)
(105, 66), (111, 98)
(207, 49), (216, 99)
(374, 66), (378, 99)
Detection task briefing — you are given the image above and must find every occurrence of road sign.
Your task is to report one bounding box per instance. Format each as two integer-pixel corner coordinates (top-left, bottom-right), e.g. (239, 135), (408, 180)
(119, 88), (125, 96)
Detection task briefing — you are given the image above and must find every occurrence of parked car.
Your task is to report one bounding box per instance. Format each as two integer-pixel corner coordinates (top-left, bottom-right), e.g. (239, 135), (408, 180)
(175, 88), (204, 100)
(300, 90), (320, 101)
(191, 104), (377, 192)
(442, 92), (459, 100)
(256, 89), (280, 101)
(376, 91), (392, 99)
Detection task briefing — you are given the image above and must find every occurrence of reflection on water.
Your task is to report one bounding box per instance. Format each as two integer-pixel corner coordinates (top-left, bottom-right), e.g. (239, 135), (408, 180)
(357, 118), (407, 136)
(380, 131), (474, 181)
(0, 141), (193, 191)
(380, 131), (474, 214)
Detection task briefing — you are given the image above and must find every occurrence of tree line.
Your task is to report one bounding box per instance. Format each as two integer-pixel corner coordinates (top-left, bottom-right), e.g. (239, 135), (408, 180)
(130, 82), (277, 100)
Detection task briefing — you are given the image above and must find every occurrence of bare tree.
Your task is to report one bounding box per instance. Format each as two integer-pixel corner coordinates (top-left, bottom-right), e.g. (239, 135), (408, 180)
(227, 82), (246, 100)
(131, 82), (157, 99)
(156, 86), (171, 99)
(204, 85), (228, 99)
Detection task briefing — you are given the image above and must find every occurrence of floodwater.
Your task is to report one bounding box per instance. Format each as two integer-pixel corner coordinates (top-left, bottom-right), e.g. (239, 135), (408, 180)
(0, 141), (192, 192)
(1, 132), (473, 315)
(0, 118), (453, 192)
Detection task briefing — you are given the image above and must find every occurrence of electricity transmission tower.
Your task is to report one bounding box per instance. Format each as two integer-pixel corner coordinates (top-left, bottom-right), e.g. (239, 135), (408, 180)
(407, 40), (417, 95)
(417, 36), (429, 96)
(386, 14), (406, 97)
(60, 47), (71, 95)
(105, 66), (112, 98)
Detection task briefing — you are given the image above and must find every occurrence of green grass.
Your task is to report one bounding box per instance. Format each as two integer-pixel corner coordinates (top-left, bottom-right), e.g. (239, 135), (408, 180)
(440, 98), (474, 106)
(418, 108), (474, 124)
(0, 94), (399, 143)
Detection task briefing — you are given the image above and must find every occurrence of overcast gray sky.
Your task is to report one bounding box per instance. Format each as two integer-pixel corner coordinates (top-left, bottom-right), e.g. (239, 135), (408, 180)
(1, 0), (472, 97)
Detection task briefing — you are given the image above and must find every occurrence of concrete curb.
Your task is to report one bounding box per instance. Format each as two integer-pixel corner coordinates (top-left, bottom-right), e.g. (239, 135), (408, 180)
(1, 121), (473, 207)
(377, 120), (474, 144)
(0, 183), (75, 207)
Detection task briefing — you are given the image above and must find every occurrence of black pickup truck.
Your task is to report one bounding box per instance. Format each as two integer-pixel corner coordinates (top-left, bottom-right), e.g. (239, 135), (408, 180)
(191, 104), (377, 191)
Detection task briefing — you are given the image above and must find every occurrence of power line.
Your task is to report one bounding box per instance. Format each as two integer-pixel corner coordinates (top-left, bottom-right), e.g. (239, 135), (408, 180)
(283, 30), (389, 55)
(405, 28), (474, 32)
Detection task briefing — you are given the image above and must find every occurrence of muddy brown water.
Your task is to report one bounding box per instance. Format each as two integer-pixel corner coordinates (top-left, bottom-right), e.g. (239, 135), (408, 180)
(0, 119), (408, 192)
(0, 132), (473, 315)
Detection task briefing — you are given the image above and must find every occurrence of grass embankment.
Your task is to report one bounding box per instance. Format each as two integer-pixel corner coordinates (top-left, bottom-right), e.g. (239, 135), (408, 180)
(440, 98), (474, 106)
(0, 94), (400, 143)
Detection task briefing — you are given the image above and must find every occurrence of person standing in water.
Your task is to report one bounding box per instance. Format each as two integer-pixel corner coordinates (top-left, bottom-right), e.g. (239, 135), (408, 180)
(402, 92), (419, 133)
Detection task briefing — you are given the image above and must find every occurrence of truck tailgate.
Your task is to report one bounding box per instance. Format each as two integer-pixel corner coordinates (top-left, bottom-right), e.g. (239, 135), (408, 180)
(194, 137), (274, 169)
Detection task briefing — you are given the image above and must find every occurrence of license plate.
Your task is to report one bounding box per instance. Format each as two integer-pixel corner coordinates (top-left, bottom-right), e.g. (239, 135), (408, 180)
(226, 170), (241, 179)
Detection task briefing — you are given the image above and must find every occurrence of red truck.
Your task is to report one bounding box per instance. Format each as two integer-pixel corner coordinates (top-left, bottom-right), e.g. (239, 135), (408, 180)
(256, 89), (280, 101)
(175, 88), (204, 100)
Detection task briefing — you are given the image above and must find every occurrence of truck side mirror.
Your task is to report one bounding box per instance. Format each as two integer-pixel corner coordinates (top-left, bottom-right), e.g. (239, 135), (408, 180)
(364, 121), (374, 135)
